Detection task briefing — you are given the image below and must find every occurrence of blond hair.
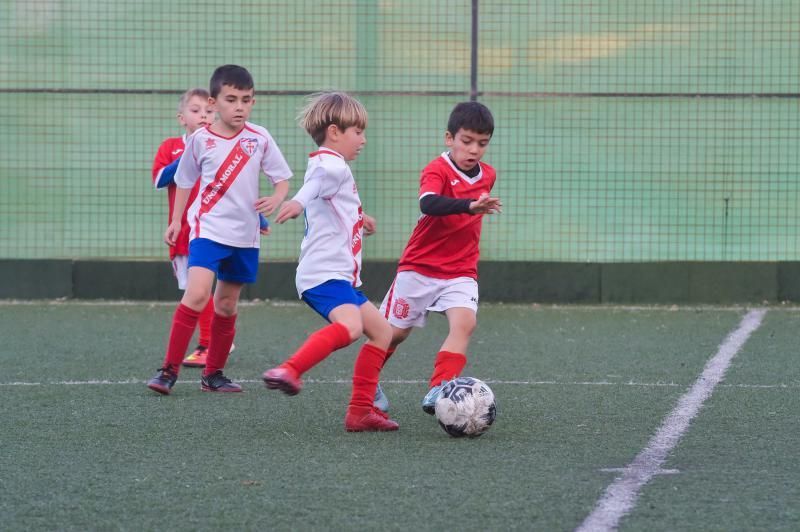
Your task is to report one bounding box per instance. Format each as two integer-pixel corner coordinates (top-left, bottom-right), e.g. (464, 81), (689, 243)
(177, 88), (210, 113)
(298, 91), (368, 146)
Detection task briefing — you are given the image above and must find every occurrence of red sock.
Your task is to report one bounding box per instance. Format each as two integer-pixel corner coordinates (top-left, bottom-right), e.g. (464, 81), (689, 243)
(381, 347), (396, 369)
(282, 322), (351, 377)
(163, 303), (201, 372)
(349, 343), (388, 410)
(197, 298), (215, 347)
(429, 350), (467, 388)
(203, 313), (237, 376)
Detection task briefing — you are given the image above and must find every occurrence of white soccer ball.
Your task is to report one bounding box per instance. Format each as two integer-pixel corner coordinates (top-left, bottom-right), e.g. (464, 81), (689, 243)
(434, 377), (496, 438)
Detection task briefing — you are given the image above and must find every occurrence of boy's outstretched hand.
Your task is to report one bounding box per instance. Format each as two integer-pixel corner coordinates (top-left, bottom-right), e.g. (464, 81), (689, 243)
(275, 200), (304, 224)
(255, 195), (282, 217)
(469, 193), (503, 215)
(363, 213), (377, 236)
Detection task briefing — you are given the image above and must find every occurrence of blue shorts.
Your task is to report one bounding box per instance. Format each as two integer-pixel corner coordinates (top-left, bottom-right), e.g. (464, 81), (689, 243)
(302, 280), (369, 321)
(188, 238), (259, 284)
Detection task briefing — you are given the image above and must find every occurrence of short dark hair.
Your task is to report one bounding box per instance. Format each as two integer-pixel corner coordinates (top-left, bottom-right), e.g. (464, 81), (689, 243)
(447, 101), (494, 137)
(209, 65), (254, 98)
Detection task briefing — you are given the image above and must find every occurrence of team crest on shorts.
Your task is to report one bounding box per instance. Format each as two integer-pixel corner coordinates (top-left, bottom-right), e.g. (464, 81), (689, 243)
(393, 298), (410, 320)
(240, 138), (258, 156)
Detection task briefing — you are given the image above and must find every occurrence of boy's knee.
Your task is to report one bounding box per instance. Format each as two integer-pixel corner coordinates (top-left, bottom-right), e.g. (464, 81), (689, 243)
(181, 291), (210, 312)
(343, 321), (363, 342)
(371, 320), (393, 348)
(213, 296), (238, 317)
(454, 316), (477, 337)
(466, 319), (477, 335)
(215, 304), (237, 317)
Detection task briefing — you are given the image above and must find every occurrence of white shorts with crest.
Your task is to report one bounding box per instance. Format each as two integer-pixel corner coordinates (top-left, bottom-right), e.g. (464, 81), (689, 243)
(171, 255), (189, 290)
(379, 270), (478, 329)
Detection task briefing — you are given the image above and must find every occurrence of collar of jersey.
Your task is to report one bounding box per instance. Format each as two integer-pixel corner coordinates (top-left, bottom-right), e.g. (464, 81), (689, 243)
(204, 124), (250, 140)
(441, 151), (483, 185)
(309, 148), (344, 159)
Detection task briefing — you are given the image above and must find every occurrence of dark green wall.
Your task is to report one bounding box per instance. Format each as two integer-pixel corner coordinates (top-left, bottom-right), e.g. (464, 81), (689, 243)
(2, 259), (798, 303)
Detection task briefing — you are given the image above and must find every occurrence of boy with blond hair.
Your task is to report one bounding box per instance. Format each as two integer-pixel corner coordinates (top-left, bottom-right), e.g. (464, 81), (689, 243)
(377, 101), (501, 414)
(152, 88), (217, 367)
(262, 91), (399, 432)
(147, 65), (292, 394)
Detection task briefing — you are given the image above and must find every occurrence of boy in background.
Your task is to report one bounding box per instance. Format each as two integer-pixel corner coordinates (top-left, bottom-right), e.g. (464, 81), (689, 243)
(263, 92), (399, 432)
(147, 65), (292, 394)
(378, 101), (501, 414)
(152, 88), (218, 367)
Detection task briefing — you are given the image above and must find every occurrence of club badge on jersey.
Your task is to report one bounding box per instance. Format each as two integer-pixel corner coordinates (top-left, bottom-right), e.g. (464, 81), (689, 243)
(240, 138), (258, 156)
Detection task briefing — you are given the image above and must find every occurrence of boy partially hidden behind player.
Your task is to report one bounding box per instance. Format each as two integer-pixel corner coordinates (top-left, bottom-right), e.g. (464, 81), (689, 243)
(152, 88), (219, 368)
(262, 92), (399, 432)
(147, 65), (292, 395)
(377, 101), (501, 414)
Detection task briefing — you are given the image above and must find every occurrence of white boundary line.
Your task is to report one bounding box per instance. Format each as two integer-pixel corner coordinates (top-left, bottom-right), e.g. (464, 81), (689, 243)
(575, 308), (767, 532)
(0, 378), (793, 389)
(2, 299), (800, 312)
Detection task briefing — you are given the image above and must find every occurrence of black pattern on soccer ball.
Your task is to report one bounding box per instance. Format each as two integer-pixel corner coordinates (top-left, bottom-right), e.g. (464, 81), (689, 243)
(435, 377), (497, 438)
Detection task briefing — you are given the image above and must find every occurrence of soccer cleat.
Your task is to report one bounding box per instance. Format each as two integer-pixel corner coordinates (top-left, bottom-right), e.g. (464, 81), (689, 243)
(371, 406), (390, 420)
(147, 367), (178, 395)
(421, 382), (446, 415)
(200, 370), (242, 392)
(345, 407), (399, 432)
(262, 367), (303, 396)
(183, 343), (236, 368)
(373, 382), (389, 412)
(182, 345), (208, 368)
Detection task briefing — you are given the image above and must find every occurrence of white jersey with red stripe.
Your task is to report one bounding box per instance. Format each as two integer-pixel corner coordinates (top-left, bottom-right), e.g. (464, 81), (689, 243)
(294, 149), (364, 296)
(175, 122), (292, 248)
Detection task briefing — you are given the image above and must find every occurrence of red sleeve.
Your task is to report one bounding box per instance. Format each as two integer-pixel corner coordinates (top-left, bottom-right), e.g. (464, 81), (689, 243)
(418, 164), (446, 198)
(152, 139), (174, 184)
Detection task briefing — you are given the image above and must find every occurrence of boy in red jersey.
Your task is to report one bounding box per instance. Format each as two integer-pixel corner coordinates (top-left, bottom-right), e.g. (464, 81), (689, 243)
(378, 101), (502, 414)
(147, 65), (292, 395)
(262, 92), (399, 432)
(152, 88), (219, 368)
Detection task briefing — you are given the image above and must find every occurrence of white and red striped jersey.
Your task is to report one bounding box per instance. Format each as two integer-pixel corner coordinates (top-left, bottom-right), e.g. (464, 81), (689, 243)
(175, 122), (292, 248)
(294, 149), (364, 296)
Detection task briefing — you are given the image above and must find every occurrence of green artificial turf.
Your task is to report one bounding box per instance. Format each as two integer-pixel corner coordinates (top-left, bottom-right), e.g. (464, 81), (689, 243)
(1, 302), (797, 530)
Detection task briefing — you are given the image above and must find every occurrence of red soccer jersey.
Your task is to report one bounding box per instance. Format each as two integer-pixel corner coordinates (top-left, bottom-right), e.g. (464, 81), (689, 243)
(151, 136), (200, 259)
(397, 153), (497, 280)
